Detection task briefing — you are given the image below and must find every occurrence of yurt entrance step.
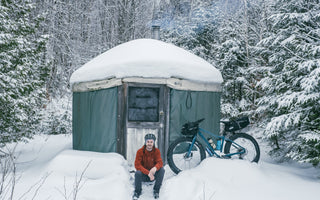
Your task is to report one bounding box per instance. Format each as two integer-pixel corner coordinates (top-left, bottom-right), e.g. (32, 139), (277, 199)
(123, 83), (168, 166)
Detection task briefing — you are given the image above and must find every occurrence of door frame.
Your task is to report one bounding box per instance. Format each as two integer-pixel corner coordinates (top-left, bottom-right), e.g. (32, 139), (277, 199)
(117, 82), (169, 164)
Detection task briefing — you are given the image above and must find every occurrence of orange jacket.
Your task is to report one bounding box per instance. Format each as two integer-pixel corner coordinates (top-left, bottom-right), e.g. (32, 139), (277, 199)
(134, 145), (163, 175)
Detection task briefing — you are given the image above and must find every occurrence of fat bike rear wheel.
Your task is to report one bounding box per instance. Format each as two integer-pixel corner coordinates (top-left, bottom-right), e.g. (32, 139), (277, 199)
(224, 133), (260, 163)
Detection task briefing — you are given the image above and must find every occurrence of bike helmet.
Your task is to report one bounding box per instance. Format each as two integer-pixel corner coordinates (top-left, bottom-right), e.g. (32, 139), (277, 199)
(144, 133), (156, 142)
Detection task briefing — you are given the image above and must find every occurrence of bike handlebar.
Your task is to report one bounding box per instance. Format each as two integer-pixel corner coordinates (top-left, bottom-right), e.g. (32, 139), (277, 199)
(195, 118), (205, 124)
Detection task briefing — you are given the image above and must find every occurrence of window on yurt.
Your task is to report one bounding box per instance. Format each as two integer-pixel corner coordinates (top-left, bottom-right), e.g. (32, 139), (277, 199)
(128, 87), (159, 122)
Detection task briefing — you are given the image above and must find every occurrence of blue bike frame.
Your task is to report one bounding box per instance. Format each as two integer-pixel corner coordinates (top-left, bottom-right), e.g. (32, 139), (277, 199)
(187, 128), (246, 158)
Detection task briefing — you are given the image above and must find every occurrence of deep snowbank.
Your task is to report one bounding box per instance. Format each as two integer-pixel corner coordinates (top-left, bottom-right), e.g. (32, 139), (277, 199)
(161, 158), (320, 200)
(8, 135), (131, 200)
(46, 150), (131, 200)
(3, 134), (320, 200)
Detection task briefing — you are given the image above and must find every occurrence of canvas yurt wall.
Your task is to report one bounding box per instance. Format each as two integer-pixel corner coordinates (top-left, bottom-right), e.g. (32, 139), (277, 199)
(72, 87), (118, 152)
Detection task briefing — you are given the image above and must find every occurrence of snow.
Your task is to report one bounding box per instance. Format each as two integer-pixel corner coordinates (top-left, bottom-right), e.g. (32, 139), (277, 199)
(3, 134), (320, 200)
(281, 35), (296, 45)
(299, 132), (320, 141)
(70, 39), (223, 86)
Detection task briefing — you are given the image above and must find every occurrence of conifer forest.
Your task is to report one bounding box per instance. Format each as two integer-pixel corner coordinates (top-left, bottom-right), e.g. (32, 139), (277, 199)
(1, 0), (320, 166)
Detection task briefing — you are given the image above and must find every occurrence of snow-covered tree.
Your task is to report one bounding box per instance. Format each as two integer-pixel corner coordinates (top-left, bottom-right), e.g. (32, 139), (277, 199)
(0, 0), (49, 144)
(162, 1), (220, 59)
(31, 0), (157, 135)
(34, 0), (156, 99)
(160, 0), (268, 119)
(216, 13), (249, 118)
(256, 0), (320, 165)
(215, 0), (267, 118)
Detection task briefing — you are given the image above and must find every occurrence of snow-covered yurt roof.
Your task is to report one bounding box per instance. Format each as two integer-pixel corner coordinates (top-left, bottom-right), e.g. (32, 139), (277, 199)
(70, 39), (223, 92)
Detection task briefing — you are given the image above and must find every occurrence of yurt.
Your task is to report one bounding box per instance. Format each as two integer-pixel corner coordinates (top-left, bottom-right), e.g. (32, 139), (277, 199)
(70, 39), (223, 165)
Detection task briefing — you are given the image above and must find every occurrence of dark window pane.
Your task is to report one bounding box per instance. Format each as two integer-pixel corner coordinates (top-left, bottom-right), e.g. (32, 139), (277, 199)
(128, 87), (159, 122)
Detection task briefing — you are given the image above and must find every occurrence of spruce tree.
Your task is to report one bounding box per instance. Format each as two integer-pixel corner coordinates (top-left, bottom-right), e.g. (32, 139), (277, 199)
(214, 0), (260, 118)
(256, 0), (320, 165)
(0, 0), (49, 144)
(216, 15), (248, 118)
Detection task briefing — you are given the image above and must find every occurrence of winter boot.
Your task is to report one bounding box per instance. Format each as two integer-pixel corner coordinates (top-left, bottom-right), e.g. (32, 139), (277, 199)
(132, 191), (140, 200)
(153, 191), (159, 199)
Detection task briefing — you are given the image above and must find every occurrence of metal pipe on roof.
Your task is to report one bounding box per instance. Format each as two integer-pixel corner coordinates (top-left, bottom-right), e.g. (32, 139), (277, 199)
(151, 25), (160, 40)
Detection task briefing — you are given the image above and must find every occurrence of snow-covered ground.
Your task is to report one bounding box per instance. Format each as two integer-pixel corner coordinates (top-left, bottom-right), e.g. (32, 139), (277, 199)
(2, 134), (320, 200)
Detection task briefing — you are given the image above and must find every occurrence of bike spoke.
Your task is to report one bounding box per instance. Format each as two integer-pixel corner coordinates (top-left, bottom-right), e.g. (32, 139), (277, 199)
(229, 138), (257, 161)
(171, 141), (202, 171)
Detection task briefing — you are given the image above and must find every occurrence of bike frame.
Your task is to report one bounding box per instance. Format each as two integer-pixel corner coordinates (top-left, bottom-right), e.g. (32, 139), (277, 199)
(187, 127), (246, 158)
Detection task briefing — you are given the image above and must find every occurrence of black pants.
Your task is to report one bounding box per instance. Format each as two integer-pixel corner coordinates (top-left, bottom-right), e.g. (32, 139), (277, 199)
(134, 167), (165, 194)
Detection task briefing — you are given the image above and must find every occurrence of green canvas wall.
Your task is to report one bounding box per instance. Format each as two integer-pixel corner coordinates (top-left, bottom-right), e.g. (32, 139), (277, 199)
(72, 86), (221, 153)
(169, 89), (221, 144)
(72, 87), (118, 152)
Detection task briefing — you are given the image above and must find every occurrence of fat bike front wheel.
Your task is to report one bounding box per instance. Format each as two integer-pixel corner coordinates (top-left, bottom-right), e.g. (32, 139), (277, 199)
(167, 137), (206, 174)
(224, 133), (260, 163)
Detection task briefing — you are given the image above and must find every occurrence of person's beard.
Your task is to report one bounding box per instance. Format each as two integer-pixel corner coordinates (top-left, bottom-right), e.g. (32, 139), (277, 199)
(146, 143), (153, 151)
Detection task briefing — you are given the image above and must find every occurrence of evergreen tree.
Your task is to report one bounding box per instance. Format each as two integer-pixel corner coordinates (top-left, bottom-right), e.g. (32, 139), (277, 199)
(160, 0), (265, 119)
(256, 0), (320, 165)
(214, 0), (259, 118)
(0, 0), (49, 144)
(216, 14), (249, 118)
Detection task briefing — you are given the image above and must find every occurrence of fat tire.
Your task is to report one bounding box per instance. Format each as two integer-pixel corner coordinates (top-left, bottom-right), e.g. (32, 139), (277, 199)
(167, 137), (206, 174)
(224, 133), (260, 163)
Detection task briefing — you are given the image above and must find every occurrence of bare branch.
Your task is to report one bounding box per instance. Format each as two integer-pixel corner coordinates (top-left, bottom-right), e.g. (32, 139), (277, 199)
(72, 160), (92, 200)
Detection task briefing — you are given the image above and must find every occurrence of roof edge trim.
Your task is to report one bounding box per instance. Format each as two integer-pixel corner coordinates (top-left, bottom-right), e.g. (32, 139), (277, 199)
(72, 77), (221, 92)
